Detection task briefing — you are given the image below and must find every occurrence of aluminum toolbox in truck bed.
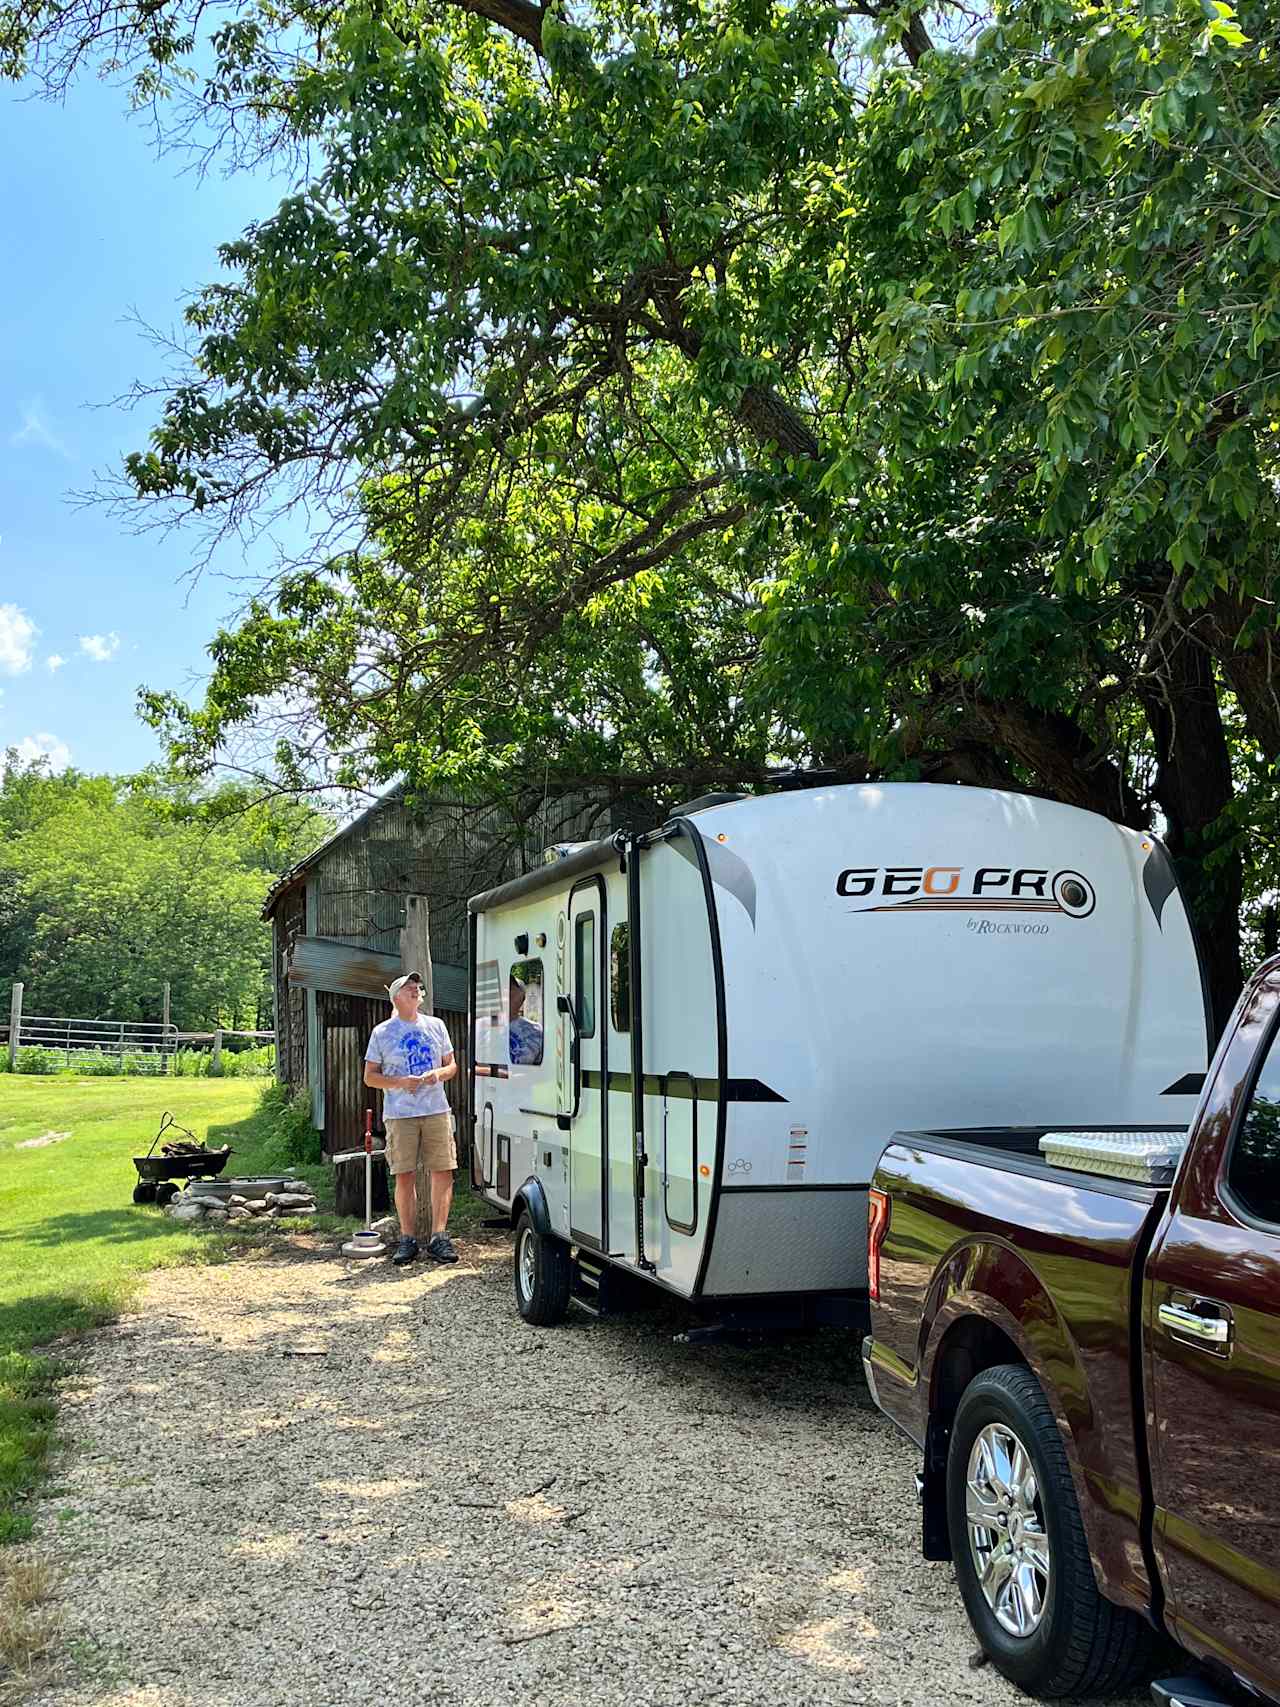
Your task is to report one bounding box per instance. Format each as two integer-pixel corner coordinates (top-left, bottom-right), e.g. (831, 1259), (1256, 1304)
(1038, 1127), (1188, 1185)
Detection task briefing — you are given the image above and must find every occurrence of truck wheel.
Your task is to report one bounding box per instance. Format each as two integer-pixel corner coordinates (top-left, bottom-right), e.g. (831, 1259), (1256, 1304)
(947, 1364), (1157, 1698)
(513, 1211), (571, 1326)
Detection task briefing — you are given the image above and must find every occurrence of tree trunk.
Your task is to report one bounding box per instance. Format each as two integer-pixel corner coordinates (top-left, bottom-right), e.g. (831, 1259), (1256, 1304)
(1140, 632), (1242, 1039)
(958, 696), (1146, 827)
(1204, 592), (1280, 762)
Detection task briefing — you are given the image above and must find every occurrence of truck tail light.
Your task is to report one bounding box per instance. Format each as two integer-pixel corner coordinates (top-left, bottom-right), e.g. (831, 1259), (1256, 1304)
(868, 1187), (891, 1302)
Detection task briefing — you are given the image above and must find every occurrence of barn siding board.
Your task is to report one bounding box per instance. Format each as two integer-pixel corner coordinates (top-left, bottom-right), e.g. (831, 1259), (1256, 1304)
(274, 886), (308, 1094)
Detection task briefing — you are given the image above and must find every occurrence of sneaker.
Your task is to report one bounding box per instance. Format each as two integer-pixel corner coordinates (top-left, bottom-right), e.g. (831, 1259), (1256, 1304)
(427, 1232), (459, 1264)
(392, 1236), (419, 1266)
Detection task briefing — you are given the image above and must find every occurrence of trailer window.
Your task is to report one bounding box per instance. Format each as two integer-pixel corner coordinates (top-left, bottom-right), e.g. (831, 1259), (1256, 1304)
(1229, 1024), (1280, 1224)
(664, 1072), (698, 1235)
(475, 960), (502, 1064)
(574, 914), (596, 1038)
(611, 923), (630, 1033)
(508, 959), (544, 1066)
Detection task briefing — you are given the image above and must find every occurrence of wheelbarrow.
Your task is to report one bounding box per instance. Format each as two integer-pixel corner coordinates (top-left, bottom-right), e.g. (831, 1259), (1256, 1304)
(131, 1112), (232, 1204)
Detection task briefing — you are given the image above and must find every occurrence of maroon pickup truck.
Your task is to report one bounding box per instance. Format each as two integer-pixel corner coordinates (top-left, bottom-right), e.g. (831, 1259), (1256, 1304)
(862, 956), (1280, 1705)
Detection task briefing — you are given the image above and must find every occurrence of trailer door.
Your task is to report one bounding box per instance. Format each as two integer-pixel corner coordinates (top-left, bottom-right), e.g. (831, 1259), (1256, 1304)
(565, 879), (607, 1249)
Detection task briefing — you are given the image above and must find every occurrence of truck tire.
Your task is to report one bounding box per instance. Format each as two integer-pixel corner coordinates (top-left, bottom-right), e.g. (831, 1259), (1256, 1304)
(513, 1210), (571, 1326)
(946, 1364), (1157, 1698)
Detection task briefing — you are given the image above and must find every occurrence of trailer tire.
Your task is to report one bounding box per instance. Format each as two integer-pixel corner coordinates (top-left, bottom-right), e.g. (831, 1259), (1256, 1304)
(946, 1363), (1158, 1699)
(513, 1210), (571, 1326)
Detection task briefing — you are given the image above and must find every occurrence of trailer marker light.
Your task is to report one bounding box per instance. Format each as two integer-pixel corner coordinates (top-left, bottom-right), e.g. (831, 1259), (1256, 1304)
(1141, 840), (1153, 852)
(699, 1164), (710, 1177)
(868, 1187), (891, 1302)
(717, 833), (728, 842)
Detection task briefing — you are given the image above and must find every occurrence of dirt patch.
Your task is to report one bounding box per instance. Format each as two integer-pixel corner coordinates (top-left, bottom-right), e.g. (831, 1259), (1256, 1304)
(13, 1134), (71, 1152)
(19, 1236), (1144, 1707)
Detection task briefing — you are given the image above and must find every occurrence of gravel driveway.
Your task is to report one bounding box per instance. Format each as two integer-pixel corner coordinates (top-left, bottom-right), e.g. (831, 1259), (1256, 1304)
(24, 1232), (1141, 1707)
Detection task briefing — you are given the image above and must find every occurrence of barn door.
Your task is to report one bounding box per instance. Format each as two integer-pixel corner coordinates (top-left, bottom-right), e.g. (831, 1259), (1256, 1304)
(565, 879), (607, 1249)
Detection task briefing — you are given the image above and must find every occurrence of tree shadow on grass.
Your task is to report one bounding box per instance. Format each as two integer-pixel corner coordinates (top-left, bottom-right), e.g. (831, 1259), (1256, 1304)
(0, 1284), (130, 1360)
(0, 1206), (206, 1256)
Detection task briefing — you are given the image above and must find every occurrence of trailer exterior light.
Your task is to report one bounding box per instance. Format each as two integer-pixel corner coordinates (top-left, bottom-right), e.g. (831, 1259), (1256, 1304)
(717, 833), (728, 843)
(699, 1164), (711, 1177)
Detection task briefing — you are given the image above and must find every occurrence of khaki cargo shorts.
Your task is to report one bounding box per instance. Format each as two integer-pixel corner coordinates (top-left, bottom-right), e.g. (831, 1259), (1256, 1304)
(385, 1112), (456, 1176)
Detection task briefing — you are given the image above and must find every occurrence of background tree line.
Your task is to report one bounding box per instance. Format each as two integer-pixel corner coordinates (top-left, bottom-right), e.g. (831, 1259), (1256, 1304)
(0, 756), (330, 1030)
(4, 0), (1279, 1033)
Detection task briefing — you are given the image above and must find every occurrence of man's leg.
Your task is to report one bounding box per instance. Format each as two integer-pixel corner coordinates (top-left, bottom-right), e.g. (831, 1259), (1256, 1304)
(430, 1169), (454, 1237)
(386, 1120), (420, 1263)
(394, 1168), (418, 1238)
(423, 1114), (458, 1261)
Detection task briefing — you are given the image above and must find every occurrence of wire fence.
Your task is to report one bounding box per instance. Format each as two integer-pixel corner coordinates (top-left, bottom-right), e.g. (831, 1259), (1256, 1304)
(2, 1011), (276, 1077)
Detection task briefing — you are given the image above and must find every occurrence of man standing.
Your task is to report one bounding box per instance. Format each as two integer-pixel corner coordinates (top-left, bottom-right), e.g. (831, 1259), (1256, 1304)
(363, 972), (459, 1267)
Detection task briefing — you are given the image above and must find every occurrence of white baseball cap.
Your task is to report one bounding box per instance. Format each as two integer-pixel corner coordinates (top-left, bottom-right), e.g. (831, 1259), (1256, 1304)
(387, 972), (424, 1001)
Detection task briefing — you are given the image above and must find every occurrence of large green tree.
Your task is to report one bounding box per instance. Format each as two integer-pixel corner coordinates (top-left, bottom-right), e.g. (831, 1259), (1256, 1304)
(4, 0), (1278, 1027)
(0, 758), (330, 1027)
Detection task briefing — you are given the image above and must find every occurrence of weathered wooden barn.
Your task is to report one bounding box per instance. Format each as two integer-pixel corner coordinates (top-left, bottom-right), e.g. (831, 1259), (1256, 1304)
(263, 787), (621, 1187)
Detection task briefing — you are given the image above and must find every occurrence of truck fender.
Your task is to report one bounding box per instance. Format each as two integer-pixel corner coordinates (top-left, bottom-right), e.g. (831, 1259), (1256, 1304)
(512, 1175), (552, 1236)
(918, 1244), (1099, 1574)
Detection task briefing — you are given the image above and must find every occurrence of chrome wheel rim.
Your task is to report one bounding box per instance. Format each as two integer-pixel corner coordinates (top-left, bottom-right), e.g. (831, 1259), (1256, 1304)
(517, 1227), (537, 1303)
(966, 1422), (1051, 1638)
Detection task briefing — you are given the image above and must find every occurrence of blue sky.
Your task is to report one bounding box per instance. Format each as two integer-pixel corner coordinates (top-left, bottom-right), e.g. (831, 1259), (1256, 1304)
(0, 73), (293, 777)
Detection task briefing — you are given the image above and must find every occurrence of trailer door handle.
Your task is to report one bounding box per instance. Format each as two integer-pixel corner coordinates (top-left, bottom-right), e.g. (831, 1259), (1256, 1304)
(1158, 1300), (1232, 1347)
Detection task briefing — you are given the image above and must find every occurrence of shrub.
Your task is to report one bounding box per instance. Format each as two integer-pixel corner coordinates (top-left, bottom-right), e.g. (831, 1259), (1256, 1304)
(73, 1050), (120, 1077)
(14, 1049), (60, 1076)
(257, 1083), (323, 1165)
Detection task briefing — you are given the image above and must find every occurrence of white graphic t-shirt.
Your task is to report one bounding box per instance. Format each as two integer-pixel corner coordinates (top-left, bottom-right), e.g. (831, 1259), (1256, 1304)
(365, 1014), (453, 1120)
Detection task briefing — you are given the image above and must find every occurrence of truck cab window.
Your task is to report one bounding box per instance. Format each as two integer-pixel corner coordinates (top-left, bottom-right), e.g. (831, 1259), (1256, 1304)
(1228, 1024), (1280, 1224)
(508, 959), (544, 1066)
(611, 923), (630, 1032)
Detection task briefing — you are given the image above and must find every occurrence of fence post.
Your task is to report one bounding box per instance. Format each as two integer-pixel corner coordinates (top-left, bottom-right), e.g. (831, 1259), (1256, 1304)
(212, 1028), (224, 1076)
(8, 982), (21, 1070)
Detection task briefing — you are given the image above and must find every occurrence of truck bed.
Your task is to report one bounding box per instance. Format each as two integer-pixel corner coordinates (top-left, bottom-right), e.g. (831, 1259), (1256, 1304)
(889, 1124), (1184, 1199)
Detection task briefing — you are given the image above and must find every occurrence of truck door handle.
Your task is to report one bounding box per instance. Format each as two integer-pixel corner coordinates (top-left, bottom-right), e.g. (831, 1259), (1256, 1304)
(1158, 1301), (1231, 1346)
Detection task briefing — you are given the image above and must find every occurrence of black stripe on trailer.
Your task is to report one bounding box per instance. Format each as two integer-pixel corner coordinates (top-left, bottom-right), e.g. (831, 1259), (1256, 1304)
(580, 1068), (785, 1102)
(720, 1182), (872, 1194)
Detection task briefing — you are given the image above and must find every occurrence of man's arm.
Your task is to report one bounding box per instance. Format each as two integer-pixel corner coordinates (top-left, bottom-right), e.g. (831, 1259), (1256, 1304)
(364, 1060), (423, 1092)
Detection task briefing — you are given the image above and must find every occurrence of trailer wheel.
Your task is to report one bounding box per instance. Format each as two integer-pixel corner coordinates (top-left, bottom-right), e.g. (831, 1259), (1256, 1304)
(946, 1364), (1157, 1698)
(132, 1181), (157, 1204)
(513, 1211), (571, 1326)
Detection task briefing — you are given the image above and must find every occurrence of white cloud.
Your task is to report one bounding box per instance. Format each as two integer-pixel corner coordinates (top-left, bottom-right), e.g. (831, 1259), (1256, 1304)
(10, 398), (70, 460)
(79, 631), (120, 663)
(5, 733), (71, 774)
(46, 653), (65, 672)
(0, 604), (37, 675)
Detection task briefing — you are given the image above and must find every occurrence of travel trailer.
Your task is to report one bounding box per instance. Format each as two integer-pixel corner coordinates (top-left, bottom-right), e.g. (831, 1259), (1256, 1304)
(467, 784), (1210, 1326)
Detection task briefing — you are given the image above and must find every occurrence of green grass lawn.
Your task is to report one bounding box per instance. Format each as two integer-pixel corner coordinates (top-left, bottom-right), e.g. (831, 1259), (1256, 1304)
(0, 1076), (325, 1544)
(0, 1073), (488, 1548)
